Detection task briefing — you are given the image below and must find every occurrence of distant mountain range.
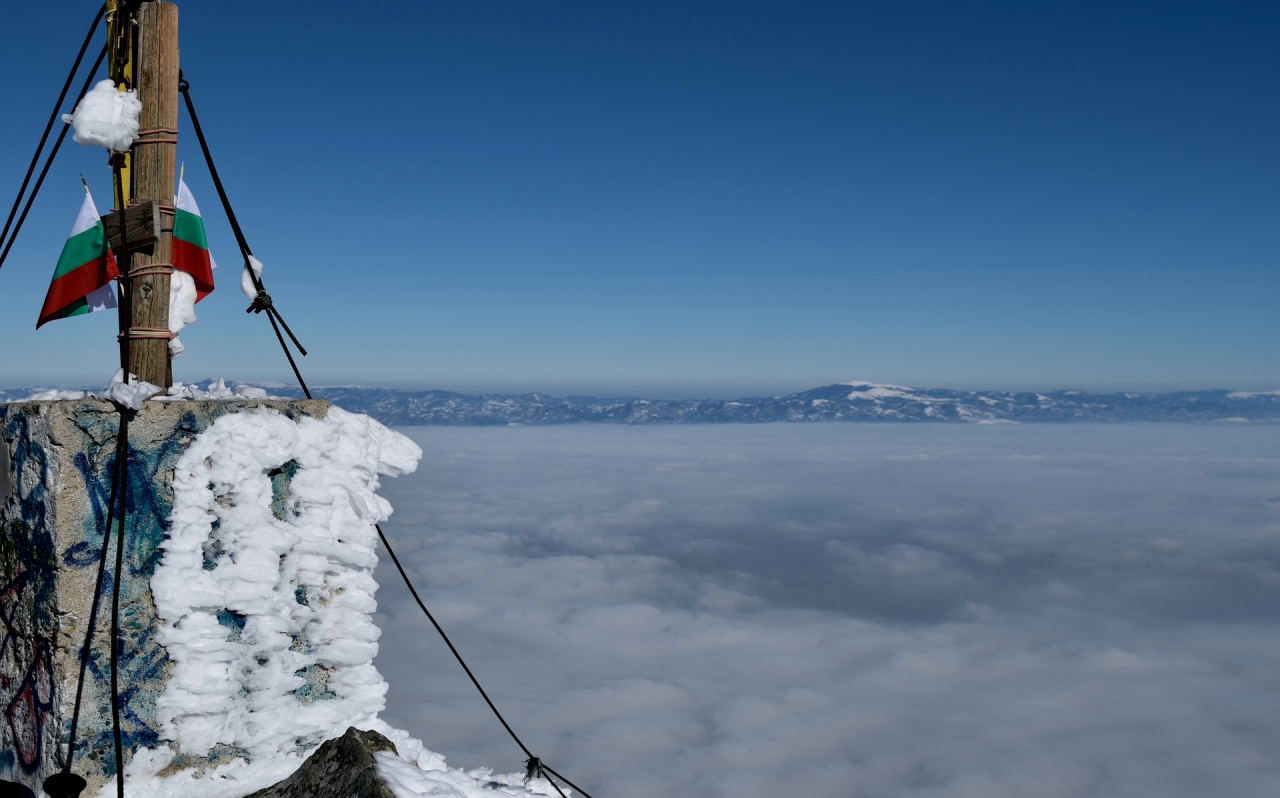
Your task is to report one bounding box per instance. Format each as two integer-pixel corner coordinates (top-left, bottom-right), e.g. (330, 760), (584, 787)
(8, 381), (1278, 425)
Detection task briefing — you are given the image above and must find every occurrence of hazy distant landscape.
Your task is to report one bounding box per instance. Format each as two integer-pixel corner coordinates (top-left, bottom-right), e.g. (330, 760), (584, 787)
(4, 381), (1280, 424)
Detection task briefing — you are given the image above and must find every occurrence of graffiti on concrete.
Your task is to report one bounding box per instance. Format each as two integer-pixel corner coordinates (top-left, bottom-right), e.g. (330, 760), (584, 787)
(0, 570), (54, 773)
(0, 410), (60, 780)
(0, 406), (203, 782)
(0, 399), (327, 793)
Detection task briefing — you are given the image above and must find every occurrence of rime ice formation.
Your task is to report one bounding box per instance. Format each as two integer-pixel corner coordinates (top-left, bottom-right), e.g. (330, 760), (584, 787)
(152, 405), (413, 758)
(24, 377), (267, 404)
(99, 368), (163, 410)
(63, 79), (142, 152)
(156, 378), (269, 401)
(28, 370), (168, 409)
(98, 404), (551, 798)
(168, 271), (199, 358)
(240, 256), (264, 300)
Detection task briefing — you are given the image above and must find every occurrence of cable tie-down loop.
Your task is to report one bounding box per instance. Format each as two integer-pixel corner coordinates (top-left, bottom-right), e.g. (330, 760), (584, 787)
(182, 71), (311, 398)
(373, 522), (584, 798)
(128, 263), (174, 277)
(117, 327), (174, 341)
(247, 290), (274, 314)
(523, 757), (545, 784)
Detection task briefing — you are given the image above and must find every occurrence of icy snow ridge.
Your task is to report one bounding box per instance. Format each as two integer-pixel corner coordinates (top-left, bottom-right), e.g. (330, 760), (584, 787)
(152, 405), (417, 758)
(22, 374), (259, 407)
(154, 378), (270, 401)
(111, 405), (552, 798)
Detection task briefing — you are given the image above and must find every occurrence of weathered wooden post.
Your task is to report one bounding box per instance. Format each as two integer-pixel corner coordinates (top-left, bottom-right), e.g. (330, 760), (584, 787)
(125, 1), (179, 389)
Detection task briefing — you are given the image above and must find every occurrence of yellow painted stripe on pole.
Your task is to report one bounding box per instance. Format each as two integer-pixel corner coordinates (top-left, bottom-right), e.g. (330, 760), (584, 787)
(107, 1), (133, 207)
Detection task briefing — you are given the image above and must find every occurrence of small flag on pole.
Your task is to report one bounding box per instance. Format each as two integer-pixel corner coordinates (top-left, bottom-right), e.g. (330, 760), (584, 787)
(172, 175), (215, 301)
(37, 188), (118, 329)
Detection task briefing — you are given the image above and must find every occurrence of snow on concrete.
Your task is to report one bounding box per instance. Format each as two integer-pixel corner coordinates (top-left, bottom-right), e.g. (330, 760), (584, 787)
(22, 378), (269, 404)
(151, 405), (413, 759)
(154, 378), (270, 401)
(98, 368), (163, 410)
(21, 389), (91, 401)
(97, 403), (548, 797)
(63, 80), (141, 152)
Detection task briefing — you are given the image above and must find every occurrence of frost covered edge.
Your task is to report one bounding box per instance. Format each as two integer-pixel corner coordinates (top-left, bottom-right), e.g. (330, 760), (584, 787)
(91, 405), (555, 797)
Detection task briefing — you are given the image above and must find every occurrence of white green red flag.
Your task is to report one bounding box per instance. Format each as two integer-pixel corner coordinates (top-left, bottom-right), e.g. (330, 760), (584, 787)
(172, 177), (215, 300)
(37, 191), (118, 329)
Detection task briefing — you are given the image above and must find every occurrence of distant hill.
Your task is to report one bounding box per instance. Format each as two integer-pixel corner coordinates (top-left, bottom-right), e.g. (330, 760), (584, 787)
(237, 381), (1280, 425)
(6, 381), (1280, 424)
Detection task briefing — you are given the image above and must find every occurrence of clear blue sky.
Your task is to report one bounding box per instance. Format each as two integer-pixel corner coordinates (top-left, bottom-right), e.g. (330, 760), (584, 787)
(1, 1), (1277, 397)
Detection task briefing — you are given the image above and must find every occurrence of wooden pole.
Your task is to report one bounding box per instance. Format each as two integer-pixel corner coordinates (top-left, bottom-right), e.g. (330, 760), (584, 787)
(107, 0), (134, 374)
(127, 1), (178, 388)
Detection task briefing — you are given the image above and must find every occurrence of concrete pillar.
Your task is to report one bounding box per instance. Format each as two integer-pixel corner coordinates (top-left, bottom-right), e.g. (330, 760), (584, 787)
(0, 399), (329, 795)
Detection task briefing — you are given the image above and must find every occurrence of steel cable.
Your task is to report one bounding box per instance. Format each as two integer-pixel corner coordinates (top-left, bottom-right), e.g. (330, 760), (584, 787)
(176, 73), (312, 398)
(374, 524), (592, 798)
(0, 44), (108, 271)
(109, 411), (129, 798)
(64, 427), (124, 767)
(0, 5), (105, 256)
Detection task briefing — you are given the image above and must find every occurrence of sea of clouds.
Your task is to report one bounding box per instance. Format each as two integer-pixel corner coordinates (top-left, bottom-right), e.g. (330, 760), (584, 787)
(369, 423), (1280, 798)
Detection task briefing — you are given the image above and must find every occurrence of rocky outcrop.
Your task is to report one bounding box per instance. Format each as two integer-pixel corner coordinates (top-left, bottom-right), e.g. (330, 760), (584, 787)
(245, 728), (397, 798)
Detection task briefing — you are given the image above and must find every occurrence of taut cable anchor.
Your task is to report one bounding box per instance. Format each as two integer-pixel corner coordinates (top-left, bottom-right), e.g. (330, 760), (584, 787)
(178, 71), (312, 397)
(375, 524), (590, 798)
(247, 290), (273, 315)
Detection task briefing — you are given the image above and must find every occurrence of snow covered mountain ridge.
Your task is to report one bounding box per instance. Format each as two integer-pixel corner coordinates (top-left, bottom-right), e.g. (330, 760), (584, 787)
(8, 381), (1277, 424)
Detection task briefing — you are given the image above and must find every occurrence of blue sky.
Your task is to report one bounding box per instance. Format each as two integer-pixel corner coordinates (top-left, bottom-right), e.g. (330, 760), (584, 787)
(1, 1), (1277, 396)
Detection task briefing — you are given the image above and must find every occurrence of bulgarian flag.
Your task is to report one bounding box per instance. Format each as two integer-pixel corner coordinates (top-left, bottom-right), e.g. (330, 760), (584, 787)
(172, 176), (215, 301)
(37, 190), (118, 329)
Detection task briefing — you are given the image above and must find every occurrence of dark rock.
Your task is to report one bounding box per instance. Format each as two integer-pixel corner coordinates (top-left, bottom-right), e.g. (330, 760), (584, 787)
(245, 727), (399, 798)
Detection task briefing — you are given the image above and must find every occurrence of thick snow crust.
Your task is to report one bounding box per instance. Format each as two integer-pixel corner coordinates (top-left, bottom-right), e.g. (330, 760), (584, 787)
(152, 405), (416, 756)
(21, 369), (163, 408)
(23, 377), (265, 404)
(63, 80), (141, 152)
(98, 405), (551, 798)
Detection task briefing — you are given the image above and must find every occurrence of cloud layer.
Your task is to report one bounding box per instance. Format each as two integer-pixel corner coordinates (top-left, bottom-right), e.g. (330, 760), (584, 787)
(370, 424), (1280, 797)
